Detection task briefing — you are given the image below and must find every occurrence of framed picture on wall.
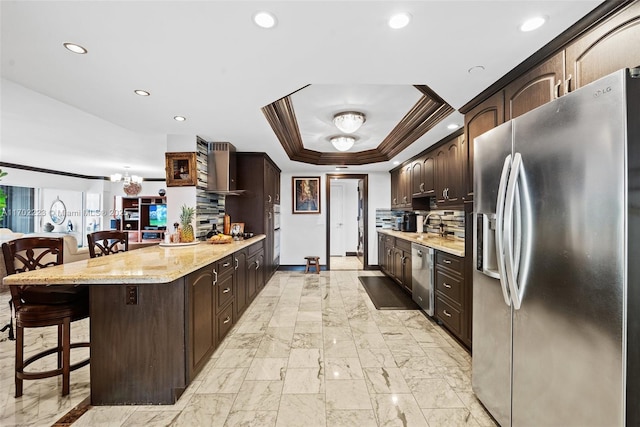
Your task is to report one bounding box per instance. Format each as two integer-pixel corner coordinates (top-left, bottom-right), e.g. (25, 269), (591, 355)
(292, 176), (321, 214)
(165, 152), (197, 187)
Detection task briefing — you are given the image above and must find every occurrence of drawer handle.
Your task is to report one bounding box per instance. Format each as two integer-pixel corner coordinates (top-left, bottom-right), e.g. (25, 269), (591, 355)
(223, 316), (231, 324)
(222, 287), (231, 294)
(443, 259), (452, 264)
(235, 258), (239, 270)
(223, 262), (230, 268)
(443, 283), (452, 289)
(443, 309), (452, 318)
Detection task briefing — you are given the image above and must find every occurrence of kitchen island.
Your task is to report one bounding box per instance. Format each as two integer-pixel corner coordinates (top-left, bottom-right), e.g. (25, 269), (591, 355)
(2, 236), (266, 405)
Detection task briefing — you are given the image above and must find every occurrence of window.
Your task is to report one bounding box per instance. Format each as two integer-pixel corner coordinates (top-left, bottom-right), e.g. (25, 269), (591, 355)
(0, 185), (35, 234)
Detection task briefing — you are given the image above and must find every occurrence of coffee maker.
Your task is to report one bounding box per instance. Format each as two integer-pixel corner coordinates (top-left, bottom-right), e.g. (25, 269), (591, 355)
(401, 212), (417, 232)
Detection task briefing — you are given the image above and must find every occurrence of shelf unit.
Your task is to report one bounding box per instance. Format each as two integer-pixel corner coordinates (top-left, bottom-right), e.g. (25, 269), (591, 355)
(114, 196), (167, 242)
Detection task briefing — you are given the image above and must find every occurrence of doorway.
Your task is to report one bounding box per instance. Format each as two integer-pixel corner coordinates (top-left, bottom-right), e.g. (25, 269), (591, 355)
(325, 174), (368, 271)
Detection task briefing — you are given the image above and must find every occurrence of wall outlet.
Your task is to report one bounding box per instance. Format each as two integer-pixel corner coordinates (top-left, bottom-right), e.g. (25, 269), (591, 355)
(126, 286), (138, 305)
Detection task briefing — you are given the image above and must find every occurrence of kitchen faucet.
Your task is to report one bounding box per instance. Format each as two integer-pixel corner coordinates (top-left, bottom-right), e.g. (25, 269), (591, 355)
(424, 213), (445, 237)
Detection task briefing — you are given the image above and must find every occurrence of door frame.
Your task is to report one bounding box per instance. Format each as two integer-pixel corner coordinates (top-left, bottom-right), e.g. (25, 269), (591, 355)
(325, 174), (369, 271)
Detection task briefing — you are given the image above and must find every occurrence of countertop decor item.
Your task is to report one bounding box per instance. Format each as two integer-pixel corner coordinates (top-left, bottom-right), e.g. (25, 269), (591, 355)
(165, 152), (197, 187)
(179, 205), (195, 242)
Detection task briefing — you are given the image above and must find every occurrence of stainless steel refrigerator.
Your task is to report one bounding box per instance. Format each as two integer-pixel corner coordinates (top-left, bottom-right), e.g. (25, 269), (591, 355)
(473, 68), (640, 427)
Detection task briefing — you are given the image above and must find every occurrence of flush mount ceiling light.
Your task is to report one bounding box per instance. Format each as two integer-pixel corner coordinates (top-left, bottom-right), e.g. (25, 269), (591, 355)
(330, 136), (355, 152)
(333, 111), (366, 134)
(388, 12), (412, 29)
(174, 115), (186, 122)
(447, 123), (460, 130)
(63, 42), (87, 54)
(520, 16), (547, 32)
(134, 89), (150, 96)
(253, 11), (277, 28)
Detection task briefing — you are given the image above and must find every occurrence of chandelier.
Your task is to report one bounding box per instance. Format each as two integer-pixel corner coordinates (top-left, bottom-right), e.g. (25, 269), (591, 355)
(111, 169), (143, 196)
(330, 136), (355, 152)
(333, 111), (366, 134)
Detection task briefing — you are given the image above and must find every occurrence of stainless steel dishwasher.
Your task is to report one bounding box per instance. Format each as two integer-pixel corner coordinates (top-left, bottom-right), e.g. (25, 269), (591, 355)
(411, 243), (434, 316)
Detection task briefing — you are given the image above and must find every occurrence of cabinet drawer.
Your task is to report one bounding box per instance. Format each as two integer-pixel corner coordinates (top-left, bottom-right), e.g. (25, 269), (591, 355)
(217, 303), (234, 343)
(385, 236), (395, 246)
(436, 296), (462, 336)
(248, 241), (263, 256)
(435, 270), (463, 305)
(217, 255), (234, 277)
(395, 238), (411, 252)
(216, 273), (234, 312)
(435, 251), (464, 275)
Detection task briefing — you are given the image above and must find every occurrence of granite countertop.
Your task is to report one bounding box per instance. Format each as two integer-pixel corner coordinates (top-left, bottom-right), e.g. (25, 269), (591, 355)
(2, 235), (266, 286)
(378, 229), (465, 257)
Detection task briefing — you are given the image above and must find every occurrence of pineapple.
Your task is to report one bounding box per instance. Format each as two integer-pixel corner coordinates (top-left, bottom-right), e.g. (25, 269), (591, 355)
(179, 205), (196, 242)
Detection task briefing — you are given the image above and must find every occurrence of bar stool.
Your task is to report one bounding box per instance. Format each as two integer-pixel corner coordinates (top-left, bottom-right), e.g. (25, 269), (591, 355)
(87, 230), (128, 258)
(2, 237), (90, 397)
(304, 256), (320, 274)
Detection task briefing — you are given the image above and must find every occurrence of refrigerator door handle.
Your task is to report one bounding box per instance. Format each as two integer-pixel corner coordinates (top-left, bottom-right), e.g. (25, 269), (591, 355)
(495, 154), (512, 306)
(503, 152), (527, 310)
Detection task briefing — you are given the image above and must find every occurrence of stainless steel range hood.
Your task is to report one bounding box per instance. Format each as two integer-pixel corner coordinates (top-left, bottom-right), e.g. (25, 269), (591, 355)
(206, 142), (245, 195)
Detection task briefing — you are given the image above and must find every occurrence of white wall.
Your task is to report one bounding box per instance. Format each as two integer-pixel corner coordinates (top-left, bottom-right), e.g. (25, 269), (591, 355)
(280, 171), (390, 267)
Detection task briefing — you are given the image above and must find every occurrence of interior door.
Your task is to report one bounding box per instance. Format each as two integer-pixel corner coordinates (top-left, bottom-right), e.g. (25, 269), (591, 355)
(330, 183), (345, 256)
(357, 179), (364, 264)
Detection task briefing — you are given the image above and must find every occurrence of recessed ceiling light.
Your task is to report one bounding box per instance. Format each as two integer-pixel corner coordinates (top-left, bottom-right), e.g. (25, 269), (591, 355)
(388, 12), (412, 29)
(253, 11), (277, 29)
(447, 123), (460, 130)
(134, 90), (150, 96)
(393, 161), (400, 165)
(63, 42), (87, 54)
(174, 116), (186, 122)
(468, 65), (485, 74)
(520, 16), (547, 32)
(335, 166), (348, 170)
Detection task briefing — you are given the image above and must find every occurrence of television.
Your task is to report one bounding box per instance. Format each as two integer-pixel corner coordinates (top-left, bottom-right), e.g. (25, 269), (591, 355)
(148, 204), (167, 228)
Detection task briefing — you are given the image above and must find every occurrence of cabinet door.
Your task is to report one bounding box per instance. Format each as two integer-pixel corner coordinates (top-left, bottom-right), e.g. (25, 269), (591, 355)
(435, 146), (448, 204)
(464, 91), (505, 201)
(565, 1), (640, 93)
(187, 265), (215, 376)
(378, 234), (386, 270)
(256, 250), (265, 291)
(422, 154), (436, 196)
(401, 249), (412, 293)
(390, 170), (400, 208)
(234, 249), (249, 318)
(411, 159), (424, 197)
(401, 165), (412, 207)
(444, 137), (463, 205)
(247, 253), (258, 302)
(392, 247), (403, 283)
(505, 52), (564, 120)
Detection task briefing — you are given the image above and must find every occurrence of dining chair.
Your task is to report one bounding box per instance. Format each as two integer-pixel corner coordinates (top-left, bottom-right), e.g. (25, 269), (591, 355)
(87, 230), (128, 258)
(2, 237), (90, 397)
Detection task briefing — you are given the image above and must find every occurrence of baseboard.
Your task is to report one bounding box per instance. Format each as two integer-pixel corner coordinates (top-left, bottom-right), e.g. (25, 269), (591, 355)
(278, 265), (326, 272)
(345, 251), (358, 256)
(364, 265), (381, 271)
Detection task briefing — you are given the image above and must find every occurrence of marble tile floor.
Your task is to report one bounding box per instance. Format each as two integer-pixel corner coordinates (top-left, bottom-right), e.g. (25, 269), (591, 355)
(329, 256), (363, 271)
(0, 271), (496, 427)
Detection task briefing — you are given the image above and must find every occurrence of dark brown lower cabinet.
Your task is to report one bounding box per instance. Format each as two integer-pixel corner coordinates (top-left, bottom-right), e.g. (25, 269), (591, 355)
(377, 233), (412, 295)
(434, 250), (470, 348)
(89, 239), (267, 406)
(187, 264), (216, 380)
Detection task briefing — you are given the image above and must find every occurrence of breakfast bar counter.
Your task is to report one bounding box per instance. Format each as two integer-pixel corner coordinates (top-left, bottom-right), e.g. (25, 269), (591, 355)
(3, 236), (266, 406)
(2, 236), (265, 286)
